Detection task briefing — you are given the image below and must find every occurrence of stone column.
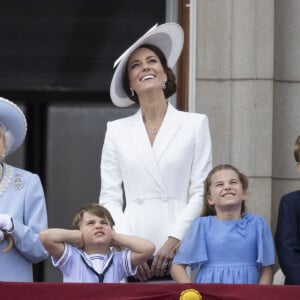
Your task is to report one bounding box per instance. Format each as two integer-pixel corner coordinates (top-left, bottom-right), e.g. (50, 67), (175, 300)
(194, 0), (274, 223)
(272, 0), (300, 230)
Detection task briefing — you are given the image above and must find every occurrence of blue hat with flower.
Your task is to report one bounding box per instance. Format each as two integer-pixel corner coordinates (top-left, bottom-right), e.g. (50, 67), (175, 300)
(0, 97), (27, 155)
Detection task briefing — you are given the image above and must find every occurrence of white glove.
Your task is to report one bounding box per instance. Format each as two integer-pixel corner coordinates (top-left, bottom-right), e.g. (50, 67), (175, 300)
(0, 230), (4, 242)
(0, 214), (13, 232)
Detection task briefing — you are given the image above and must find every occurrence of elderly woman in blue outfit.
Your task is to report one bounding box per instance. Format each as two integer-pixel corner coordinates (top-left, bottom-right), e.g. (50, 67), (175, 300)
(0, 97), (48, 282)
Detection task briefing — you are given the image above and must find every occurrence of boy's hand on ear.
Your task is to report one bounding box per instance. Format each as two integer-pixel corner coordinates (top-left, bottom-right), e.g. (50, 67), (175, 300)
(72, 230), (84, 249)
(110, 230), (120, 248)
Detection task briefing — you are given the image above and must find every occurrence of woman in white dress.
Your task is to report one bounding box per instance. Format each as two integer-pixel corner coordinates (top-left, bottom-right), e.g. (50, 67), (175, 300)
(99, 23), (212, 282)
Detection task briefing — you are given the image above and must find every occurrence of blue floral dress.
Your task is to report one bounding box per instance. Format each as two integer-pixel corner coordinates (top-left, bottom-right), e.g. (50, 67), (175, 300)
(172, 213), (275, 284)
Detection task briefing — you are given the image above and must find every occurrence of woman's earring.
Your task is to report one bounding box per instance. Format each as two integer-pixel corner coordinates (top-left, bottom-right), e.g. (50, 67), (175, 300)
(162, 79), (167, 90)
(130, 87), (135, 97)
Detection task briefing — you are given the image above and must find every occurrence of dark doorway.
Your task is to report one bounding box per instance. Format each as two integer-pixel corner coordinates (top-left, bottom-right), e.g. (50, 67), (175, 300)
(1, 0), (166, 282)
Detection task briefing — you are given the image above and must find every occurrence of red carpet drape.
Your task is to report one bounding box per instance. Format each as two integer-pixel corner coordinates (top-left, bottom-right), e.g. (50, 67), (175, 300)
(1, 282), (299, 300)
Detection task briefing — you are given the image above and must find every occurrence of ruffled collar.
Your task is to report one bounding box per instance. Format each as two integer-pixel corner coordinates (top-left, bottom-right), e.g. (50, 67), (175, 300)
(235, 213), (254, 237)
(212, 213), (254, 237)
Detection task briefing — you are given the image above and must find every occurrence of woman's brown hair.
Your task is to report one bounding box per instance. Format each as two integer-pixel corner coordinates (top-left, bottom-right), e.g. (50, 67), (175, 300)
(122, 44), (177, 103)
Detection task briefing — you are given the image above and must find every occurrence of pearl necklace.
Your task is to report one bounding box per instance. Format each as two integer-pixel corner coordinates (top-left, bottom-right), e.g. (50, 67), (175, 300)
(0, 164), (13, 196)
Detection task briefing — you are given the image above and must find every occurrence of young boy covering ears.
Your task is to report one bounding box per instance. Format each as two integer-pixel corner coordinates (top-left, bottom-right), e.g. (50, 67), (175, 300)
(40, 203), (155, 283)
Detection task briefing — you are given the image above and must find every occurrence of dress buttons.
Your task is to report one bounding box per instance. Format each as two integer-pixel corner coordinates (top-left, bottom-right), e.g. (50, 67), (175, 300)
(136, 198), (143, 204)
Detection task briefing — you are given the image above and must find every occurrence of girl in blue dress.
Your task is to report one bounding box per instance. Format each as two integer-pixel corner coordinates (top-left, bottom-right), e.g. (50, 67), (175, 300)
(171, 164), (275, 284)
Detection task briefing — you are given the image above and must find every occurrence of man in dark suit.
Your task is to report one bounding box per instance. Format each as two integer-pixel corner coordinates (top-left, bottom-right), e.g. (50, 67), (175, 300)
(275, 135), (300, 285)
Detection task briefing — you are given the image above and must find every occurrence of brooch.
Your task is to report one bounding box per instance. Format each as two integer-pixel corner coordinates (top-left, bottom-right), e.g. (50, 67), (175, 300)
(13, 174), (24, 190)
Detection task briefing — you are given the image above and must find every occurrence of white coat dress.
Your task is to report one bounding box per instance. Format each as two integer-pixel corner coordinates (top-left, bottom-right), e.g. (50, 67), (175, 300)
(99, 103), (212, 252)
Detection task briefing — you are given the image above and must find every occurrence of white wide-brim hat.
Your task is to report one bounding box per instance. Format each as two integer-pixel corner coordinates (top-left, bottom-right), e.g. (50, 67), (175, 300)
(0, 97), (27, 156)
(110, 22), (184, 107)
